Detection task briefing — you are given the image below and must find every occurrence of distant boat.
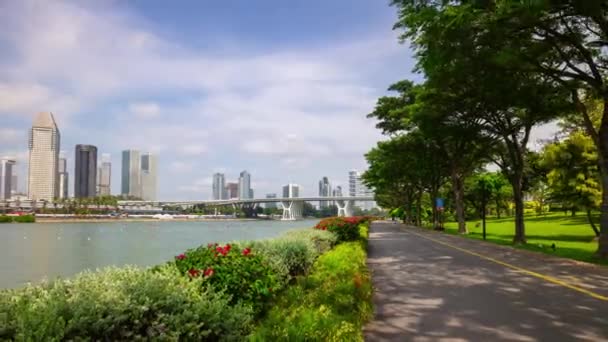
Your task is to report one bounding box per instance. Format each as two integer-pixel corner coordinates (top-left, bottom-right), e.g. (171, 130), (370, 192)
(152, 214), (174, 220)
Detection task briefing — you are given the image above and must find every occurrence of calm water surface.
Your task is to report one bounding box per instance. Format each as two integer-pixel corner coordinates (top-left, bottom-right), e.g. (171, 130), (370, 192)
(0, 219), (319, 289)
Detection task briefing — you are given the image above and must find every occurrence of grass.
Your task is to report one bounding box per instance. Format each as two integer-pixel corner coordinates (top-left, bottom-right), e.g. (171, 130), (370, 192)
(250, 224), (372, 341)
(442, 212), (608, 265)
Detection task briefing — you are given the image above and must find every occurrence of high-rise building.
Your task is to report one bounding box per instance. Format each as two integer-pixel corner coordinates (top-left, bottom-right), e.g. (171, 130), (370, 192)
(10, 172), (17, 195)
(141, 153), (157, 201)
(348, 170), (376, 210)
(332, 185), (343, 197)
(28, 112), (60, 201)
(238, 170), (251, 199)
(121, 150), (141, 198)
(58, 157), (68, 199)
(318, 176), (332, 208)
(212, 173), (226, 200)
(98, 154), (111, 196)
(249, 188), (254, 199)
(74, 145), (97, 198)
(282, 183), (300, 198)
(226, 182), (239, 199)
(265, 193), (277, 209)
(0, 158), (16, 200)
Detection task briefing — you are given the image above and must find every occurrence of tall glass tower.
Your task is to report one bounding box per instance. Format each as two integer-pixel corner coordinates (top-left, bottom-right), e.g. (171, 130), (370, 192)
(74, 144), (97, 198)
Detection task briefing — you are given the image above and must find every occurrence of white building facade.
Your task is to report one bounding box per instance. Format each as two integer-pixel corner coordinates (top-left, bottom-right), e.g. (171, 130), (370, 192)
(0, 158), (16, 200)
(238, 170), (251, 199)
(28, 112), (60, 201)
(140, 153), (157, 201)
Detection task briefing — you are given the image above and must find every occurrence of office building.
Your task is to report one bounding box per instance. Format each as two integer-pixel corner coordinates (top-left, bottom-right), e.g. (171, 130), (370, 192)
(265, 193), (277, 209)
(74, 145), (97, 198)
(282, 183), (300, 198)
(0, 158), (16, 200)
(141, 153), (157, 201)
(318, 176), (332, 208)
(58, 157), (68, 199)
(226, 182), (239, 199)
(121, 150), (141, 198)
(28, 112), (60, 201)
(212, 173), (226, 200)
(332, 185), (343, 197)
(98, 154), (111, 196)
(348, 170), (376, 210)
(239, 170), (251, 199)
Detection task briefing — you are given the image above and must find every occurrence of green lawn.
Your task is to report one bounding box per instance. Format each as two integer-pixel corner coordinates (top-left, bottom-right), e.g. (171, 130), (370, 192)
(442, 212), (607, 266)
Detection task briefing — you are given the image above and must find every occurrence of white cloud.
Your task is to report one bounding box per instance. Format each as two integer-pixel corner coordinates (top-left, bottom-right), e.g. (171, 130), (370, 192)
(129, 102), (161, 119)
(178, 144), (208, 156)
(0, 128), (22, 144)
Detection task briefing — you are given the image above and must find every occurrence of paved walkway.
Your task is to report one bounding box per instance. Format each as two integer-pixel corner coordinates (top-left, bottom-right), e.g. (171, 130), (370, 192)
(364, 221), (608, 341)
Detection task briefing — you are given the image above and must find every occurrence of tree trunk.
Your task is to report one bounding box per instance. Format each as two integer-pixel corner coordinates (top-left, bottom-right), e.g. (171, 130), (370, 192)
(495, 197), (501, 219)
(512, 178), (526, 244)
(416, 190), (422, 226)
(596, 99), (608, 257)
(451, 170), (467, 234)
(586, 209), (600, 237)
(430, 188), (439, 229)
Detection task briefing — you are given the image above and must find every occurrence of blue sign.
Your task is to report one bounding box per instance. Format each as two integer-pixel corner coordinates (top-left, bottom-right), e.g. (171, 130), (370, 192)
(436, 198), (444, 209)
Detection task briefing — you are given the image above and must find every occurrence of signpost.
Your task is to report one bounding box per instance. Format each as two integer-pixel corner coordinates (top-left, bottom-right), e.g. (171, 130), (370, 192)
(435, 198), (444, 230)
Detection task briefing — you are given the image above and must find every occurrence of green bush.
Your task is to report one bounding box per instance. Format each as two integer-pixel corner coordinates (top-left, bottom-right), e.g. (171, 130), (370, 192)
(283, 228), (337, 254)
(0, 265), (252, 341)
(12, 215), (35, 223)
(0, 215), (12, 223)
(173, 243), (279, 314)
(251, 224), (372, 341)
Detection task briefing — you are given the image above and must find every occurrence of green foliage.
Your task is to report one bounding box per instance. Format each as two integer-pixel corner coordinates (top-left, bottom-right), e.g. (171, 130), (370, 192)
(173, 243), (279, 314)
(0, 215), (35, 223)
(0, 265), (252, 341)
(251, 224), (372, 341)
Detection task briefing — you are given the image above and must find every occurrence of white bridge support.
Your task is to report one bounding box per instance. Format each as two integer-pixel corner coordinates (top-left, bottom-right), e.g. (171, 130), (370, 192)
(280, 201), (303, 221)
(336, 200), (354, 217)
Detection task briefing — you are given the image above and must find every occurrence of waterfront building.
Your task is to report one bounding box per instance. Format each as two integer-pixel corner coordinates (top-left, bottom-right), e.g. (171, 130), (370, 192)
(0, 158), (16, 200)
(282, 183), (300, 198)
(318, 176), (332, 208)
(10, 173), (17, 194)
(212, 173), (226, 200)
(249, 188), (254, 199)
(97, 154), (111, 196)
(141, 153), (157, 201)
(226, 182), (239, 199)
(121, 150), (141, 198)
(58, 157), (69, 199)
(28, 112), (60, 201)
(238, 170), (251, 199)
(74, 145), (97, 198)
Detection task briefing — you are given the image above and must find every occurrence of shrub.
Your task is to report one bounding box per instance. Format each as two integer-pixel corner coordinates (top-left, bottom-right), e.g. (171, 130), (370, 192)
(314, 217), (371, 242)
(173, 243), (279, 314)
(12, 215), (35, 223)
(251, 226), (372, 341)
(0, 215), (12, 223)
(283, 228), (337, 254)
(0, 265), (252, 341)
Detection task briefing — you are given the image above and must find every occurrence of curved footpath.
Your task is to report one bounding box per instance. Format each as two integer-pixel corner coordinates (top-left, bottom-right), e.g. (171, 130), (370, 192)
(364, 221), (608, 341)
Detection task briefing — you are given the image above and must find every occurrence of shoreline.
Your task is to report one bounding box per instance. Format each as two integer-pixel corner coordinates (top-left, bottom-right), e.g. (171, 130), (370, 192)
(35, 217), (273, 223)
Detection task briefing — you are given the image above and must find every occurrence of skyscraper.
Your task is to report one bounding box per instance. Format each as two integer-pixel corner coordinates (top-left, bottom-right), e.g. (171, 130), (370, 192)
(282, 183), (300, 198)
(212, 173), (226, 200)
(349, 170), (375, 210)
(141, 153), (157, 201)
(121, 150), (141, 198)
(28, 112), (60, 201)
(226, 182), (239, 199)
(318, 176), (331, 208)
(58, 157), (69, 199)
(74, 145), (97, 198)
(10, 172), (17, 195)
(238, 170), (251, 199)
(332, 185), (343, 197)
(98, 154), (111, 196)
(0, 158), (16, 200)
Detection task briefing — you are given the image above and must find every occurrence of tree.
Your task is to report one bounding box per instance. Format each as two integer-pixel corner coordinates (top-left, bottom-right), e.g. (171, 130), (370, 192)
(542, 130), (601, 236)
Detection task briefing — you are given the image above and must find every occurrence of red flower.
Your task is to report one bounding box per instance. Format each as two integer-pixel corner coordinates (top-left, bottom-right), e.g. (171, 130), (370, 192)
(175, 254), (186, 260)
(188, 268), (200, 277)
(242, 247), (251, 256)
(203, 267), (214, 277)
(225, 243), (232, 251)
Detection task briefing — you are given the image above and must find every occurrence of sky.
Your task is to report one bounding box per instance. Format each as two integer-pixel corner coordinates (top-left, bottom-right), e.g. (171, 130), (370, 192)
(0, 0), (555, 200)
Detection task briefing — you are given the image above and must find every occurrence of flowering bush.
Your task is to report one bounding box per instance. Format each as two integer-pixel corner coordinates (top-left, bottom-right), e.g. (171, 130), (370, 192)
(173, 243), (278, 314)
(314, 217), (372, 242)
(0, 266), (252, 341)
